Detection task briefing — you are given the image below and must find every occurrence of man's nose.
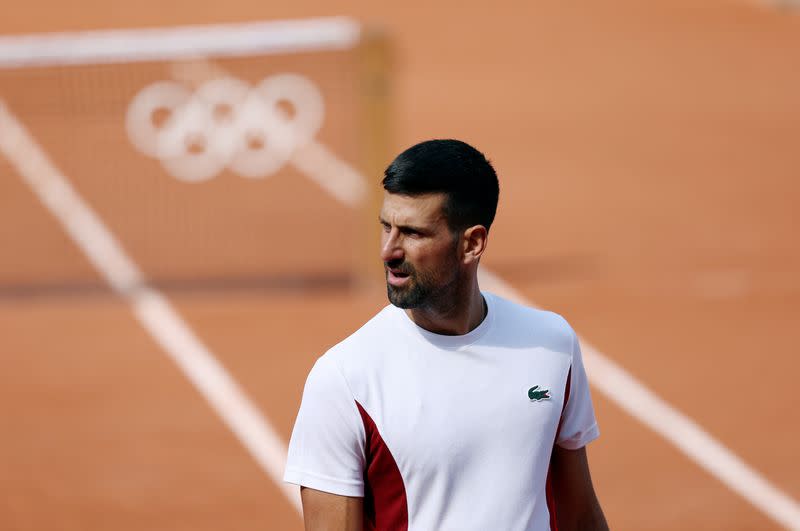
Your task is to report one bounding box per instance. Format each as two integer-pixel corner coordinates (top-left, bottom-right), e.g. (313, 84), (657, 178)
(380, 230), (404, 263)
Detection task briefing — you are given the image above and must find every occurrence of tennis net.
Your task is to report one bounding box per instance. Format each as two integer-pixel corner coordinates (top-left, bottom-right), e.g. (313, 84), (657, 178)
(0, 17), (390, 295)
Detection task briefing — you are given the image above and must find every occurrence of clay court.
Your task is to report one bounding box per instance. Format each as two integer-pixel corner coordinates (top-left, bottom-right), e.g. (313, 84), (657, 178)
(1, 1), (799, 529)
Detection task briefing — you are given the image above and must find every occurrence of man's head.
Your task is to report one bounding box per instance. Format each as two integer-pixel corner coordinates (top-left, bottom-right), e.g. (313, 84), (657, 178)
(379, 139), (499, 310)
(382, 139), (499, 234)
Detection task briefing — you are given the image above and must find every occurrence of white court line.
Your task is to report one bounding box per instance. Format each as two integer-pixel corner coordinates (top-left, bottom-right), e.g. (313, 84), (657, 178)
(292, 141), (367, 207)
(0, 17), (360, 68)
(0, 100), (302, 514)
(3, 96), (799, 528)
(735, 0), (800, 9)
(478, 268), (800, 530)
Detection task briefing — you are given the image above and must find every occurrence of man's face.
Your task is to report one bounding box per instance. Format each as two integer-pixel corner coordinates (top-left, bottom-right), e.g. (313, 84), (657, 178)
(379, 192), (461, 309)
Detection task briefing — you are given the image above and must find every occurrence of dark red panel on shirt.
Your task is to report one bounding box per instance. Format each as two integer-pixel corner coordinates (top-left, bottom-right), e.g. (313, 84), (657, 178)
(356, 401), (409, 531)
(546, 366), (573, 531)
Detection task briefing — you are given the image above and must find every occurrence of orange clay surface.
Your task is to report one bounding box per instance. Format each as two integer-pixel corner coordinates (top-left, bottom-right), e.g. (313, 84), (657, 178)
(1, 1), (799, 529)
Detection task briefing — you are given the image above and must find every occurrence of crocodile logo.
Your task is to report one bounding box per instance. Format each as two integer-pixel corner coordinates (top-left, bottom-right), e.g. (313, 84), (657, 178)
(528, 385), (551, 402)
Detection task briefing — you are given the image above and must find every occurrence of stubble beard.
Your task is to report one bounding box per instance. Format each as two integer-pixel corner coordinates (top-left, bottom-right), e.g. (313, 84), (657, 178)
(385, 232), (462, 311)
(385, 260), (460, 311)
(386, 266), (431, 309)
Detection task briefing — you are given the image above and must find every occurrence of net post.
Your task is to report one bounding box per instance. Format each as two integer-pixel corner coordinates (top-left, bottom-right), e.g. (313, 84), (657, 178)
(353, 27), (391, 291)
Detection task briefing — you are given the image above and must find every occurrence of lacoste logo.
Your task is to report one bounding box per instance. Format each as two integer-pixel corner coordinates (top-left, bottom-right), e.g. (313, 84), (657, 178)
(528, 385), (551, 402)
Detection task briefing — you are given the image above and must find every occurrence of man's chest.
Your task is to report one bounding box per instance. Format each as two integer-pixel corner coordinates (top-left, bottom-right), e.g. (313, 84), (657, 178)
(358, 347), (572, 476)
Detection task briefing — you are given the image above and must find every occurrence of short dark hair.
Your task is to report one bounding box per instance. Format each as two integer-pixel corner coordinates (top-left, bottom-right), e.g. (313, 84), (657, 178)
(382, 139), (499, 232)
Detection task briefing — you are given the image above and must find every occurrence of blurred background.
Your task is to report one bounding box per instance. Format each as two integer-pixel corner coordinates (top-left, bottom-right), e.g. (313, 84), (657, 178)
(1, 1), (798, 529)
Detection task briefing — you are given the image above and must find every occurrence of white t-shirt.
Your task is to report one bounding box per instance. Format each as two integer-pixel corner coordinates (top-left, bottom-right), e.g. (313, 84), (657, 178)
(284, 292), (599, 531)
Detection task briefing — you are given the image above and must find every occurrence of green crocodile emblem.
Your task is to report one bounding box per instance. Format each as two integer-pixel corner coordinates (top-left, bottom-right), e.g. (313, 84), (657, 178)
(528, 385), (551, 402)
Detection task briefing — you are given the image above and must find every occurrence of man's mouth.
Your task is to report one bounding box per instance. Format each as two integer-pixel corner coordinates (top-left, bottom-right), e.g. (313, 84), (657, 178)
(386, 267), (411, 287)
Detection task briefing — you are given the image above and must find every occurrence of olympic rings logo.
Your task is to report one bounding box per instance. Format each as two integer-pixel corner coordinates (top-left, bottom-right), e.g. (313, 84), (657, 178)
(125, 74), (324, 183)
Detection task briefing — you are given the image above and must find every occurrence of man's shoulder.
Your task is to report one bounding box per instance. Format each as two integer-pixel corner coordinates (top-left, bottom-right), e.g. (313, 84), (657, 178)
(485, 292), (576, 352)
(306, 304), (402, 396)
(319, 303), (401, 365)
(488, 291), (573, 327)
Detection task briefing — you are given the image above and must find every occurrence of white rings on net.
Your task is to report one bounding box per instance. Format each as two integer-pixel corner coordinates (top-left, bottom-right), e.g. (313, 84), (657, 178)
(125, 74), (325, 182)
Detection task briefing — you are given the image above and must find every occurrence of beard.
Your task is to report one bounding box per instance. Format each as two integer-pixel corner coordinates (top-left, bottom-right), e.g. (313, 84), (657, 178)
(386, 264), (431, 309)
(385, 259), (459, 310)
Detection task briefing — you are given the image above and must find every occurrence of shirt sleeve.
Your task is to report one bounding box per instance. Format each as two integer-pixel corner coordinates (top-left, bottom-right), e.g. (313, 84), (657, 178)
(556, 326), (600, 449)
(283, 354), (366, 496)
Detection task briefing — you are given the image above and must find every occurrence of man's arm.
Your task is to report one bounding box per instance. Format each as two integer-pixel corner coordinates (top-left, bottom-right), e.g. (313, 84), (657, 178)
(550, 445), (609, 531)
(300, 487), (363, 531)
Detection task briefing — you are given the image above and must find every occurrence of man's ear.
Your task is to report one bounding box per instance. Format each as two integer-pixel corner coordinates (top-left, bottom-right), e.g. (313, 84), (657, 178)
(461, 225), (488, 265)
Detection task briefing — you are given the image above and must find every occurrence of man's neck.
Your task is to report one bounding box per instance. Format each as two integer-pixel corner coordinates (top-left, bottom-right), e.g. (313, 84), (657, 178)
(405, 283), (486, 336)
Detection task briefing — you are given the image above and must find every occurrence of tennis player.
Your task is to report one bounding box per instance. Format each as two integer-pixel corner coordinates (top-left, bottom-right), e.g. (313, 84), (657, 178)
(284, 139), (608, 530)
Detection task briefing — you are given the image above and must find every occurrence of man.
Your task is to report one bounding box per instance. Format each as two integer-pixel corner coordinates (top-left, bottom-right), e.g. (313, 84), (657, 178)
(284, 139), (608, 530)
